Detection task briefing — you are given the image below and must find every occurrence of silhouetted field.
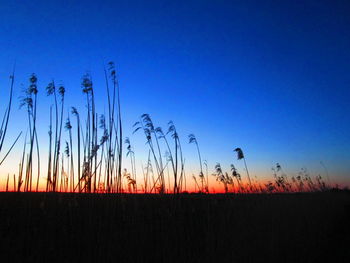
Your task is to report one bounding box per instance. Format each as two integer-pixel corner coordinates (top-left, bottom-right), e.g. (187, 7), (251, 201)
(1, 191), (349, 262)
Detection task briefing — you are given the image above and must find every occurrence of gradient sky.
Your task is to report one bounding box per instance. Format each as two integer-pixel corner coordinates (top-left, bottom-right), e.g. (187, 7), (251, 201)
(0, 0), (349, 191)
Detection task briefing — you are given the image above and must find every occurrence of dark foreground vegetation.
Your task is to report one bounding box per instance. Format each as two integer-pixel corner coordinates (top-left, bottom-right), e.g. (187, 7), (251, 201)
(1, 191), (349, 262)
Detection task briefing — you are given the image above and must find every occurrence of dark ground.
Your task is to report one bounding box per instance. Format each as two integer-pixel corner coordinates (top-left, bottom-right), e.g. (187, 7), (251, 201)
(0, 191), (349, 262)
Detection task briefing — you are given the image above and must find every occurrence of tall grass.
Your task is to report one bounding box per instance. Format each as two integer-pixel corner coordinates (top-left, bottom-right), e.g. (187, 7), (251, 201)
(234, 148), (252, 190)
(65, 115), (74, 192)
(188, 134), (207, 192)
(0, 64), (337, 194)
(134, 114), (165, 193)
(0, 70), (22, 167)
(125, 137), (136, 192)
(19, 74), (40, 192)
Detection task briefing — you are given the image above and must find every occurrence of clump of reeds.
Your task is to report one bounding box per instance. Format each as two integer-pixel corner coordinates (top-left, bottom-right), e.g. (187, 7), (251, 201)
(0, 63), (339, 194)
(213, 163), (232, 193)
(134, 114), (166, 193)
(19, 74), (40, 192)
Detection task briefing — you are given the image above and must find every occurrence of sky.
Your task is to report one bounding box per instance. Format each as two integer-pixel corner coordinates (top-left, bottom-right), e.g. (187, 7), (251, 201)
(0, 0), (349, 191)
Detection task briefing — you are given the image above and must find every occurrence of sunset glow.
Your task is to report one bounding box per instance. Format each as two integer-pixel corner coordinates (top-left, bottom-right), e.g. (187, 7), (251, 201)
(0, 1), (349, 193)
(1, 1), (350, 262)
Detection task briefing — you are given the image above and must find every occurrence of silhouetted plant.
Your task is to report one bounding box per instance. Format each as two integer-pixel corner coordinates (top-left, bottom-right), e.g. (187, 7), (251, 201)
(315, 175), (327, 191)
(65, 115), (74, 192)
(0, 70), (22, 168)
(264, 181), (276, 193)
(46, 80), (65, 192)
(71, 107), (81, 192)
(97, 114), (108, 192)
(300, 168), (316, 191)
(234, 148), (252, 190)
(203, 160), (209, 193)
(20, 74), (40, 192)
(231, 164), (243, 193)
(189, 134), (206, 192)
(213, 163), (231, 193)
(275, 163), (292, 192)
(320, 161), (331, 187)
(134, 114), (165, 193)
(272, 167), (288, 192)
(155, 127), (173, 192)
(125, 137), (137, 192)
(102, 62), (123, 193)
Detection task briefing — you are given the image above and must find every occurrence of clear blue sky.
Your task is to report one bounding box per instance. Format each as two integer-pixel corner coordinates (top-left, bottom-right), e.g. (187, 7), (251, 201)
(0, 0), (349, 188)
